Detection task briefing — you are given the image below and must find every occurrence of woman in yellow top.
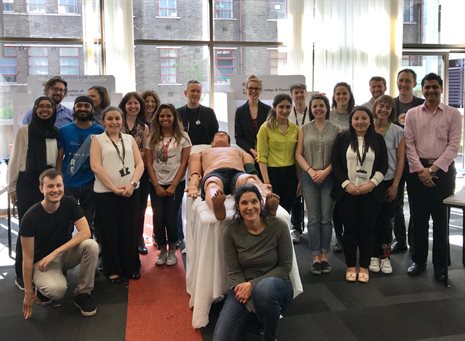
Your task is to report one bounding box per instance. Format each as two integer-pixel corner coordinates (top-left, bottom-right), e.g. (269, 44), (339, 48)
(256, 93), (299, 213)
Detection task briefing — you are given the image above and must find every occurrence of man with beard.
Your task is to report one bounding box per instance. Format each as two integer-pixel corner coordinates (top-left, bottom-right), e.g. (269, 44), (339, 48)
(23, 76), (74, 128)
(361, 76), (387, 112)
(56, 96), (104, 231)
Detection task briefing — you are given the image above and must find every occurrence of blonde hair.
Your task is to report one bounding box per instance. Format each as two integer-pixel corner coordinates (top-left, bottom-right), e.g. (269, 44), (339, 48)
(246, 74), (263, 88)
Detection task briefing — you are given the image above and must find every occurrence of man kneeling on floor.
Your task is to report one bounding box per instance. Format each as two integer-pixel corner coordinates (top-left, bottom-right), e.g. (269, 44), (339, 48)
(21, 168), (99, 319)
(186, 131), (279, 220)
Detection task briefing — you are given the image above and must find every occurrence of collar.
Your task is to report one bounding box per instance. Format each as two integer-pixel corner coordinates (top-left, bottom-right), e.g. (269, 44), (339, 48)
(420, 101), (444, 114)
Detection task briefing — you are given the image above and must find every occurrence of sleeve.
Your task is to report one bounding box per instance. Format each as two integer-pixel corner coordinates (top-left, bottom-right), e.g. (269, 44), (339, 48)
(393, 125), (404, 149)
(58, 127), (65, 149)
(435, 108), (462, 172)
(404, 108), (423, 173)
(256, 124), (269, 164)
(234, 106), (252, 152)
(66, 196), (85, 222)
(249, 218), (292, 286)
(22, 109), (33, 125)
(331, 132), (349, 187)
(370, 134), (388, 185)
(7, 127), (27, 193)
(208, 108), (219, 142)
(223, 224), (247, 286)
(19, 208), (37, 237)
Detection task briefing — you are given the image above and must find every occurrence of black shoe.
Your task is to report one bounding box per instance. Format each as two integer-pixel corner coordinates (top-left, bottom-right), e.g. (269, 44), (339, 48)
(128, 272), (141, 280)
(74, 293), (97, 317)
(320, 261), (332, 274)
(108, 275), (123, 284)
(311, 262), (322, 275)
(35, 289), (52, 306)
(407, 263), (426, 276)
(391, 241), (408, 254)
(434, 267), (447, 282)
(15, 277), (24, 291)
(333, 238), (343, 253)
(138, 237), (148, 255)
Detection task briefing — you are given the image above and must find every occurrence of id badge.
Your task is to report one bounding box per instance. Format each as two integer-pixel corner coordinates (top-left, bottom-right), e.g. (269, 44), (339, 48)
(356, 169), (367, 180)
(119, 167), (130, 177)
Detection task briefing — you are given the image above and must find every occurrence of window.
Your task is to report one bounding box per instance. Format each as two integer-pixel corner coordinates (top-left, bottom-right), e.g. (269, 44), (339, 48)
(27, 0), (47, 14)
(159, 0), (177, 17)
(58, 0), (78, 14)
(215, 0), (233, 19)
(215, 49), (234, 84)
(269, 0), (286, 20)
(159, 48), (178, 84)
(0, 47), (17, 83)
(403, 0), (420, 23)
(28, 47), (49, 75)
(3, 0), (14, 12)
(59, 47), (80, 75)
(269, 48), (287, 75)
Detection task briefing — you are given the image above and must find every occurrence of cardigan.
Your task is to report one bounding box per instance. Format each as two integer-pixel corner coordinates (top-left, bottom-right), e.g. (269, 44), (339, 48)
(330, 131), (388, 203)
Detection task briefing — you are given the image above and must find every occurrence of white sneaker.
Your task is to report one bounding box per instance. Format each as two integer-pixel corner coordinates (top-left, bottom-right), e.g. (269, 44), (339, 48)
(369, 257), (380, 272)
(156, 249), (167, 266)
(291, 230), (301, 244)
(380, 258), (393, 274)
(166, 250), (178, 266)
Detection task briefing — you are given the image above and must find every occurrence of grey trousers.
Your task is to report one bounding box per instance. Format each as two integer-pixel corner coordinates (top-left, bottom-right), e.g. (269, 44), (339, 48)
(33, 239), (99, 300)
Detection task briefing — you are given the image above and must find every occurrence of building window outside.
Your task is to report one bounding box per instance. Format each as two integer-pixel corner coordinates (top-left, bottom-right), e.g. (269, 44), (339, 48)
(403, 0), (420, 23)
(159, 0), (177, 17)
(215, 49), (234, 84)
(3, 0), (14, 12)
(269, 48), (287, 75)
(28, 47), (49, 75)
(58, 0), (78, 14)
(269, 0), (287, 20)
(160, 48), (178, 84)
(27, 0), (47, 14)
(0, 47), (17, 83)
(215, 0), (233, 19)
(59, 47), (80, 75)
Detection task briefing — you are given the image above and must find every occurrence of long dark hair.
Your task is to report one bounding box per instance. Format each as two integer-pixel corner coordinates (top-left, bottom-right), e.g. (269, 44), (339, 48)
(309, 94), (331, 120)
(148, 103), (185, 149)
(265, 93), (293, 128)
(348, 106), (379, 154)
(89, 85), (110, 110)
(232, 184), (267, 223)
(331, 82), (355, 113)
(118, 91), (146, 122)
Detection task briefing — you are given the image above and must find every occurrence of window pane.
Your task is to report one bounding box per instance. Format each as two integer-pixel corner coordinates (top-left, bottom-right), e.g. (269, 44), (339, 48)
(215, 0), (233, 19)
(133, 0), (207, 40)
(213, 0), (288, 41)
(58, 0), (78, 14)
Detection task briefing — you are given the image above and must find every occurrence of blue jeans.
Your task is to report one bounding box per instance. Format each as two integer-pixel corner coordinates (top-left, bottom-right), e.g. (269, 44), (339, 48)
(301, 172), (335, 256)
(213, 277), (293, 341)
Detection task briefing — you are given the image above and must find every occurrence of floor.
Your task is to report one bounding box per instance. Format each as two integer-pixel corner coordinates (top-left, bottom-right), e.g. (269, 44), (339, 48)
(0, 206), (464, 341)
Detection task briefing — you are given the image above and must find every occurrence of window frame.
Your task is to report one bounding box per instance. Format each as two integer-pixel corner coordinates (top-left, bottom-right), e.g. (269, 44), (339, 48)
(159, 48), (179, 85)
(26, 0), (47, 14)
(59, 47), (80, 75)
(58, 0), (79, 14)
(269, 0), (287, 20)
(28, 47), (49, 75)
(214, 48), (235, 84)
(0, 47), (18, 83)
(159, 0), (178, 18)
(215, 0), (233, 19)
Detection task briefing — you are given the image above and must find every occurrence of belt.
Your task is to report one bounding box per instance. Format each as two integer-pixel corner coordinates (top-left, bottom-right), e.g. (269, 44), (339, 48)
(419, 158), (437, 166)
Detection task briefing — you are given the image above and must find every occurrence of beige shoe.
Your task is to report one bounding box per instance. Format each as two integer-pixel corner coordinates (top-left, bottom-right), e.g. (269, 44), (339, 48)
(166, 250), (177, 266)
(156, 248), (167, 266)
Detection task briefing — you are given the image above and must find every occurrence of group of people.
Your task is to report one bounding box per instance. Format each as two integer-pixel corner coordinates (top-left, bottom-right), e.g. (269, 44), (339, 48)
(7, 70), (461, 340)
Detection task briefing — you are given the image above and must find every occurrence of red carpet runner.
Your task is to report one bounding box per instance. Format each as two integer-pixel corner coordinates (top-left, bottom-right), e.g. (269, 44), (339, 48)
(125, 211), (202, 341)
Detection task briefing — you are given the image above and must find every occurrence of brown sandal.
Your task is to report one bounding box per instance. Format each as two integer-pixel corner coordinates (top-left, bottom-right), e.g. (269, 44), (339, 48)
(358, 268), (369, 283)
(346, 267), (357, 282)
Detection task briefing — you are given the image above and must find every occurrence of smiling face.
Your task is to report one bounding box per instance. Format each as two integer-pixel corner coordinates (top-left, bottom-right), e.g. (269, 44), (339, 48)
(46, 81), (66, 105)
(274, 99), (292, 122)
(422, 79), (442, 106)
(334, 85), (350, 108)
(291, 87), (307, 107)
(145, 95), (157, 115)
(158, 108), (174, 130)
(369, 80), (387, 99)
(40, 175), (64, 205)
(397, 71), (416, 97)
(351, 110), (371, 136)
(246, 80), (262, 102)
(36, 99), (54, 120)
(237, 191), (262, 224)
(74, 102), (93, 121)
(125, 96), (141, 118)
(374, 101), (393, 121)
(87, 89), (101, 109)
(185, 83), (202, 107)
(103, 109), (123, 133)
(310, 98), (328, 120)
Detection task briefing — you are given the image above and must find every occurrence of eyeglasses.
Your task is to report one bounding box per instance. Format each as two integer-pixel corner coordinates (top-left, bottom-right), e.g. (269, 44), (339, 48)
(247, 87), (261, 92)
(37, 104), (53, 110)
(51, 87), (66, 94)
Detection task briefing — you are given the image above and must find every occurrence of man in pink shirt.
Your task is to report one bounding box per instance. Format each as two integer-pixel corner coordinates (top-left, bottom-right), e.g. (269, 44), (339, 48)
(404, 73), (462, 281)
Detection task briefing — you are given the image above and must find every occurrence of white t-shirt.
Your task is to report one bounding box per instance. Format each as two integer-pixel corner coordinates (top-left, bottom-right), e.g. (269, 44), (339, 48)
(145, 132), (192, 185)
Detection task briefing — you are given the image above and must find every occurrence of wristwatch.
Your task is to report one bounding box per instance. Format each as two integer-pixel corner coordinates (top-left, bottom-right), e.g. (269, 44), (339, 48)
(130, 180), (139, 189)
(428, 167), (436, 176)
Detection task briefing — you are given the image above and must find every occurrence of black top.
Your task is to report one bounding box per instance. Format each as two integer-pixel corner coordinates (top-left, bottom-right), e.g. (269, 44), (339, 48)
(176, 105), (219, 145)
(330, 131), (388, 204)
(20, 196), (84, 263)
(394, 96), (424, 127)
(234, 100), (271, 155)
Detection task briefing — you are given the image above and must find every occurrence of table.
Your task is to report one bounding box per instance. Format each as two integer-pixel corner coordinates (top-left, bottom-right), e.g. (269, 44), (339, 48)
(185, 196), (303, 329)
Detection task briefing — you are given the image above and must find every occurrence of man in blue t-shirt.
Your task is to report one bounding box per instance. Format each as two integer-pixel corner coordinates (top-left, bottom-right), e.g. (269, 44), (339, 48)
(21, 169), (99, 319)
(57, 95), (104, 231)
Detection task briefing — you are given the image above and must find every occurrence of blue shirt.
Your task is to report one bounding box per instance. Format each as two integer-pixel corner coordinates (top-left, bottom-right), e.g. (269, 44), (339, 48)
(58, 122), (104, 188)
(23, 103), (74, 128)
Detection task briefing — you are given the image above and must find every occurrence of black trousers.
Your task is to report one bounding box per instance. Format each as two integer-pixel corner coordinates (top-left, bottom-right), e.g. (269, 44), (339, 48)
(267, 165), (297, 214)
(94, 190), (141, 277)
(406, 163), (455, 267)
(340, 192), (381, 268)
(373, 179), (395, 257)
(136, 170), (151, 237)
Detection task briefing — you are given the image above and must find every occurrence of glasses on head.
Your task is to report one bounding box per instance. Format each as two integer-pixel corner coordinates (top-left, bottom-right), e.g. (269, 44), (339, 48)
(37, 104), (53, 110)
(247, 87), (261, 92)
(51, 87), (66, 94)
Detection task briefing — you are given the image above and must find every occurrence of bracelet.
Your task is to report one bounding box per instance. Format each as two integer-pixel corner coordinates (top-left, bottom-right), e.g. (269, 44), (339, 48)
(306, 166), (312, 173)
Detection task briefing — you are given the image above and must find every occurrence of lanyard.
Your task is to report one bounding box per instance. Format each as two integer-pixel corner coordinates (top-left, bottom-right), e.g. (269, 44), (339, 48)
(293, 107), (307, 126)
(356, 141), (367, 166)
(106, 131), (126, 167)
(159, 137), (172, 162)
